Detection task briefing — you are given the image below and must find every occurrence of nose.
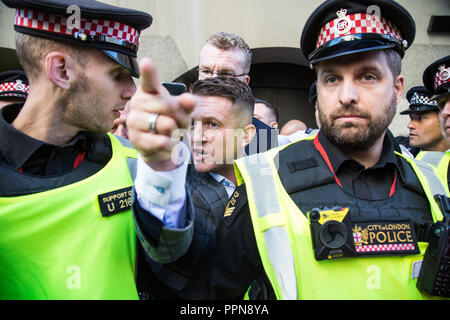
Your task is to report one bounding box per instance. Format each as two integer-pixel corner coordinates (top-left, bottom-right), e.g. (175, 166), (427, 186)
(440, 98), (450, 119)
(407, 120), (415, 130)
(339, 79), (358, 106)
(191, 121), (205, 143)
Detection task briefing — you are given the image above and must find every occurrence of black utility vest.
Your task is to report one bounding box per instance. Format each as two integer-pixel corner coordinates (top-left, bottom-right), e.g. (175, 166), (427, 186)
(276, 140), (433, 225)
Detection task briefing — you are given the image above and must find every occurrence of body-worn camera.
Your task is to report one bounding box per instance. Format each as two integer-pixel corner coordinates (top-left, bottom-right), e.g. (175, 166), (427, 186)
(416, 195), (450, 297)
(309, 207), (356, 260)
(309, 207), (420, 261)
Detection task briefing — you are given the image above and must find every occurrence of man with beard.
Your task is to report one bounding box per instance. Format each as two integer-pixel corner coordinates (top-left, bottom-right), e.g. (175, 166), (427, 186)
(128, 0), (448, 300)
(218, 0), (448, 299)
(0, 0), (154, 299)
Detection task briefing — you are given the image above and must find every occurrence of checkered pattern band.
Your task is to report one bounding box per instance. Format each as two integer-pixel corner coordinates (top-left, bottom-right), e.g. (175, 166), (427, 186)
(316, 12), (402, 49)
(410, 92), (437, 107)
(434, 65), (450, 90)
(14, 9), (140, 48)
(355, 243), (415, 253)
(0, 81), (30, 95)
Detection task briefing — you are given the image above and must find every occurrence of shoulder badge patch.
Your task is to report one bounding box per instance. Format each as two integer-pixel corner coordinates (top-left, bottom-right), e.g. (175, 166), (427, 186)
(352, 221), (419, 255)
(97, 186), (132, 217)
(224, 190), (240, 217)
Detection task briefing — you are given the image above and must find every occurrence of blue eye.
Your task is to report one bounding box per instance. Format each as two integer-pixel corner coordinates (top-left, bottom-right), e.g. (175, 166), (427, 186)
(199, 68), (213, 76)
(362, 74), (376, 81)
(326, 76), (337, 84)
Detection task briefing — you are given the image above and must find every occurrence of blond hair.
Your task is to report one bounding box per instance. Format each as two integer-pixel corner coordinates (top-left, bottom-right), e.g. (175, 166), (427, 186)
(15, 33), (86, 80)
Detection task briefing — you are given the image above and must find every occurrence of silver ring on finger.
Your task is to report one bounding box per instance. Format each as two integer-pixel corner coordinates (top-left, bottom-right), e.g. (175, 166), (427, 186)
(147, 113), (159, 132)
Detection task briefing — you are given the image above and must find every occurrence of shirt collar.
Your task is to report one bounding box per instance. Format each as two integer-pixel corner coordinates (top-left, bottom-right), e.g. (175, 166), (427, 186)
(0, 104), (91, 169)
(0, 104), (44, 168)
(317, 129), (400, 174)
(209, 172), (235, 187)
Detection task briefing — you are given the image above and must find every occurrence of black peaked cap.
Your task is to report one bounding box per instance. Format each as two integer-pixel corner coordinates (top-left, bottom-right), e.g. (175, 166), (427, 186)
(301, 0), (415, 64)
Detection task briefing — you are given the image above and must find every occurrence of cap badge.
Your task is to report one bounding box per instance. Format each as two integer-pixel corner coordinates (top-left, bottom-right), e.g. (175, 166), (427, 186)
(13, 80), (25, 91)
(335, 9), (352, 35)
(438, 65), (449, 82)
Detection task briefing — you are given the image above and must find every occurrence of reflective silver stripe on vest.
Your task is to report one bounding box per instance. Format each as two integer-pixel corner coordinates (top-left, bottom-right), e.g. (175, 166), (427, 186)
(242, 154), (297, 300)
(418, 151), (445, 168)
(413, 158), (447, 197)
(114, 135), (137, 181)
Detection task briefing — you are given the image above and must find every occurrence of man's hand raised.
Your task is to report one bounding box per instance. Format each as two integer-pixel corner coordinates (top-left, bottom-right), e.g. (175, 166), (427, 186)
(127, 58), (196, 170)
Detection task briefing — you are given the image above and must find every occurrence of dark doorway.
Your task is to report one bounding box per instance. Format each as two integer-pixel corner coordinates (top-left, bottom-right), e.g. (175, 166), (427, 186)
(0, 47), (23, 73)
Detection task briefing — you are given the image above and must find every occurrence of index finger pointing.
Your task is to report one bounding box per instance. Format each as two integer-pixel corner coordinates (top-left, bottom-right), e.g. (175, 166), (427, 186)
(139, 57), (161, 95)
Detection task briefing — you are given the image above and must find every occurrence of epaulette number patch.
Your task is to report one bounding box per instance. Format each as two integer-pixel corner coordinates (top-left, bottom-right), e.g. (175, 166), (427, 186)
(98, 187), (132, 217)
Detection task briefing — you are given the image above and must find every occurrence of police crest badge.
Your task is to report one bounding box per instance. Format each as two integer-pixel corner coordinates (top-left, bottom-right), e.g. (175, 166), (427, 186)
(334, 9), (353, 35)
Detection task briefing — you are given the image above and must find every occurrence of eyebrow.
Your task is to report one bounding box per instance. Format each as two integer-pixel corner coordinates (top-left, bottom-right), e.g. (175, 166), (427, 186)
(318, 64), (382, 77)
(193, 115), (223, 125)
(357, 65), (383, 75)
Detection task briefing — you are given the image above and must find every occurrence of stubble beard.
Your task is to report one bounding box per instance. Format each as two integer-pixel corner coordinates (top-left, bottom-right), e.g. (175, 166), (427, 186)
(58, 71), (109, 133)
(318, 92), (397, 151)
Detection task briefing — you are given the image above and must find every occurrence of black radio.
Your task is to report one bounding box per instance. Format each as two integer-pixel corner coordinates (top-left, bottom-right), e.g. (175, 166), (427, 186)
(416, 195), (450, 298)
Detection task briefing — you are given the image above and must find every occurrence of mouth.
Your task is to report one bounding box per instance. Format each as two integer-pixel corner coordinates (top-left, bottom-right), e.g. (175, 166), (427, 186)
(336, 114), (365, 120)
(193, 148), (208, 159)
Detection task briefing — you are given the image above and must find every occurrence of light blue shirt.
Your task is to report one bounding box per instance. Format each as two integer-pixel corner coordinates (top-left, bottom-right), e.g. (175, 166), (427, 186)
(208, 172), (236, 198)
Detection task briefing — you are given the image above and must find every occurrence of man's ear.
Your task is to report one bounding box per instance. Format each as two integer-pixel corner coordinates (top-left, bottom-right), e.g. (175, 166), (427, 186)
(270, 121), (278, 129)
(394, 75), (405, 105)
(45, 51), (77, 90)
(243, 75), (250, 85)
(242, 123), (256, 147)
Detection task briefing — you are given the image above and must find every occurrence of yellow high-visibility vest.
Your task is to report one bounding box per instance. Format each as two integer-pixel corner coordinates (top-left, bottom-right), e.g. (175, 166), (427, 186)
(0, 134), (138, 300)
(236, 139), (447, 300)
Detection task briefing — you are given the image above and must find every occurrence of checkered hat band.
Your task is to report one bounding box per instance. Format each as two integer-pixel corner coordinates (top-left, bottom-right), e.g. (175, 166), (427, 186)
(14, 9), (140, 47)
(434, 65), (450, 90)
(0, 81), (30, 94)
(355, 243), (415, 253)
(410, 93), (437, 106)
(316, 13), (402, 49)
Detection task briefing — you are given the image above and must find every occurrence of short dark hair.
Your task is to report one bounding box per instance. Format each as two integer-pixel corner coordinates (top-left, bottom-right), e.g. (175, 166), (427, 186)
(254, 98), (279, 122)
(384, 49), (402, 78)
(191, 77), (254, 124)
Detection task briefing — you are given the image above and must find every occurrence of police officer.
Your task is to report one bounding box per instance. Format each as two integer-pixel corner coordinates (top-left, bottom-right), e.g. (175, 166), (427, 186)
(0, 0), (152, 299)
(423, 55), (450, 192)
(129, 0), (449, 300)
(400, 86), (449, 158)
(227, 0), (449, 299)
(0, 70), (29, 109)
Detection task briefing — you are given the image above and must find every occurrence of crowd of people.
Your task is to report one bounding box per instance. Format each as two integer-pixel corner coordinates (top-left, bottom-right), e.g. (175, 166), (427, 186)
(0, 0), (449, 301)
